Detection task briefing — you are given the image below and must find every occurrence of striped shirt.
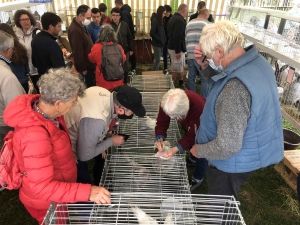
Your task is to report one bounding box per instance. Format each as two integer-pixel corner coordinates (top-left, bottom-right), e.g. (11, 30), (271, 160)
(185, 18), (209, 59)
(0, 55), (11, 64)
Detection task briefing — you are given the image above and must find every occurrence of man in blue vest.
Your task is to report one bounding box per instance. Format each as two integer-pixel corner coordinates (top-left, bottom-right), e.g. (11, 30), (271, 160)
(190, 20), (284, 199)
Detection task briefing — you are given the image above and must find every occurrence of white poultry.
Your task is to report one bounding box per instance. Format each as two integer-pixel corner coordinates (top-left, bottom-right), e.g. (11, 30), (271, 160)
(131, 206), (158, 225)
(145, 116), (156, 130)
(164, 212), (175, 225)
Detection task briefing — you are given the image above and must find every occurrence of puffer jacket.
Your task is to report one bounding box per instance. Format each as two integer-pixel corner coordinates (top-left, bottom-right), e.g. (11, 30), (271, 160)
(150, 13), (167, 47)
(3, 94), (91, 210)
(15, 26), (38, 76)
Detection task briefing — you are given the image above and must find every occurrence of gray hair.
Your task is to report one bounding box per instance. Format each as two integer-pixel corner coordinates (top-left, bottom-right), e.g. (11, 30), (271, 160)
(0, 30), (14, 54)
(38, 68), (86, 105)
(200, 20), (244, 57)
(96, 24), (117, 43)
(161, 89), (189, 118)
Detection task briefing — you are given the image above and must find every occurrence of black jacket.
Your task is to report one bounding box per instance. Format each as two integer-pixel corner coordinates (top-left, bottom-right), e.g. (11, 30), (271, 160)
(110, 21), (133, 53)
(189, 12), (214, 23)
(120, 4), (135, 39)
(167, 12), (186, 53)
(164, 14), (172, 40)
(31, 31), (65, 75)
(150, 13), (166, 47)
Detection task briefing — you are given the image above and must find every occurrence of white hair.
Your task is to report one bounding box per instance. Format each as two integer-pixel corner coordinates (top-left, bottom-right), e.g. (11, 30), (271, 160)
(38, 68), (86, 105)
(161, 89), (189, 118)
(199, 20), (244, 57)
(0, 30), (14, 54)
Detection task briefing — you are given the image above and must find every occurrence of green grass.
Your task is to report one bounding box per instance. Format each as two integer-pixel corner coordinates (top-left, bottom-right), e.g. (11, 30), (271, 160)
(1, 63), (300, 224)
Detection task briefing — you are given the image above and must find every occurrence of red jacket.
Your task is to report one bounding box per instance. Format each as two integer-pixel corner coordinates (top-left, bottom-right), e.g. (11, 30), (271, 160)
(88, 41), (126, 91)
(3, 95), (91, 210)
(155, 91), (206, 150)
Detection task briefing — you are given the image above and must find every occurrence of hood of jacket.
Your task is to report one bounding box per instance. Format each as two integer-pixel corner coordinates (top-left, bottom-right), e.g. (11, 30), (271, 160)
(4, 94), (49, 129)
(121, 4), (131, 12)
(151, 13), (157, 20)
(15, 25), (35, 37)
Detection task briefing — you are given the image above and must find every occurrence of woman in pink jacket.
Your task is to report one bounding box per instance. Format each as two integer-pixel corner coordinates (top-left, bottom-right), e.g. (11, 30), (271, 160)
(3, 69), (111, 224)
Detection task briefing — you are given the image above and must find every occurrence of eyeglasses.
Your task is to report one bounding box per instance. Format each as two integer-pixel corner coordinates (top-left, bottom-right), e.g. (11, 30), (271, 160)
(20, 18), (30, 22)
(111, 14), (120, 17)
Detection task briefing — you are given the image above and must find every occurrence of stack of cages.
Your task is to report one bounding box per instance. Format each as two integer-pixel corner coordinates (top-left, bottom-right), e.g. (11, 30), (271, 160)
(42, 193), (246, 225)
(228, 5), (300, 128)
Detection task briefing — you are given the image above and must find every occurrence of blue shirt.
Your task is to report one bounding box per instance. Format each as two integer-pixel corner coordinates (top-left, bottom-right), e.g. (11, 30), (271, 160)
(86, 22), (102, 43)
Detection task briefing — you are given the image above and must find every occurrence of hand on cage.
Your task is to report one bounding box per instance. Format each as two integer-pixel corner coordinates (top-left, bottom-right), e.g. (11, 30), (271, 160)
(164, 146), (179, 160)
(190, 144), (200, 158)
(89, 186), (111, 204)
(155, 138), (165, 151)
(111, 135), (125, 146)
(194, 45), (209, 70)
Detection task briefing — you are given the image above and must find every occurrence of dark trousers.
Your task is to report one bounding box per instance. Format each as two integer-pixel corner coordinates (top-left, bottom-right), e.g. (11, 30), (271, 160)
(163, 45), (169, 70)
(129, 53), (136, 71)
(30, 75), (41, 93)
(206, 163), (252, 200)
(0, 126), (13, 142)
(76, 160), (92, 184)
(93, 154), (105, 185)
(190, 154), (207, 181)
(81, 69), (96, 88)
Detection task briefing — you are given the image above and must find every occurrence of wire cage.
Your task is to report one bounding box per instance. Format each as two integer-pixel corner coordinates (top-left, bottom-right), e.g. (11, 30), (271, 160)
(112, 115), (181, 153)
(130, 75), (175, 92)
(100, 153), (189, 194)
(41, 192), (245, 225)
(141, 92), (166, 114)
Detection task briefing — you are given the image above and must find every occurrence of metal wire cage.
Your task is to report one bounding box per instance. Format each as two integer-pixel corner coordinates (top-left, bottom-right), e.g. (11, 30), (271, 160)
(112, 115), (181, 153)
(41, 192), (245, 225)
(141, 92), (166, 114)
(100, 153), (189, 194)
(130, 75), (175, 92)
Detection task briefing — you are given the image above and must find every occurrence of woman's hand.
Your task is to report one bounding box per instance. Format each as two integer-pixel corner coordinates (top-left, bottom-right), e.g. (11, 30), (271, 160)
(156, 138), (165, 151)
(89, 186), (111, 204)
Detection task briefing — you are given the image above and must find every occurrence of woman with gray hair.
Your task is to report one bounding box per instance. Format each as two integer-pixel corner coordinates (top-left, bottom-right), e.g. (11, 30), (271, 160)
(88, 24), (126, 91)
(3, 68), (111, 224)
(190, 20), (283, 198)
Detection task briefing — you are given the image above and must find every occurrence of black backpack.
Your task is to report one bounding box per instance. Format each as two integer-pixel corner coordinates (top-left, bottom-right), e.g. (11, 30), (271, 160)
(101, 42), (124, 81)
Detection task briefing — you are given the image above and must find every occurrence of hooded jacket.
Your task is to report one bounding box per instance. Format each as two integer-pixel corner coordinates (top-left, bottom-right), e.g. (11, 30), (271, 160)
(3, 94), (91, 210)
(120, 4), (135, 38)
(15, 26), (38, 76)
(150, 13), (167, 47)
(110, 20), (133, 53)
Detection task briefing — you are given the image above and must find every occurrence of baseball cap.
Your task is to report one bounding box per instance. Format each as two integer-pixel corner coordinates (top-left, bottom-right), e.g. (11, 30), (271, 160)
(116, 86), (146, 117)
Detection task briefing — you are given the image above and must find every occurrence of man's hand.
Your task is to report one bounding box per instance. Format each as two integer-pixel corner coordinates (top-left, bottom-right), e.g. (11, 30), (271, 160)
(156, 138), (165, 151)
(164, 146), (179, 160)
(102, 149), (108, 159)
(175, 53), (181, 59)
(111, 135), (125, 146)
(129, 51), (133, 56)
(89, 186), (111, 204)
(190, 144), (200, 158)
(82, 70), (87, 75)
(194, 45), (209, 70)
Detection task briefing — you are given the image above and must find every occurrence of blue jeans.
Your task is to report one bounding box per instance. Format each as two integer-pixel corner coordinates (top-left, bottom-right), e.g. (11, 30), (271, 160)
(152, 45), (162, 71)
(187, 58), (208, 97)
(190, 154), (207, 181)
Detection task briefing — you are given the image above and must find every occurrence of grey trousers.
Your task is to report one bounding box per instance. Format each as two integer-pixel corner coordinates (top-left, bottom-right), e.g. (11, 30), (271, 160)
(152, 45), (162, 71)
(206, 163), (252, 200)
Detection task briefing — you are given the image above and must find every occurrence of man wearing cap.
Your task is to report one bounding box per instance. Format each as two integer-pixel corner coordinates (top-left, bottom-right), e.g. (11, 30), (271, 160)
(64, 85), (145, 185)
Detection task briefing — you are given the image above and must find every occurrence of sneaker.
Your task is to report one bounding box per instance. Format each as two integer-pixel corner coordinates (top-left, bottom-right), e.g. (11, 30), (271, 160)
(128, 69), (136, 75)
(163, 69), (169, 75)
(160, 57), (163, 61)
(179, 84), (188, 90)
(189, 177), (203, 192)
(186, 157), (196, 167)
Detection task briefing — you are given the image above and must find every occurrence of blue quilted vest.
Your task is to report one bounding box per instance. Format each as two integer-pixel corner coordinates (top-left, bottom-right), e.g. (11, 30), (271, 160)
(196, 45), (284, 173)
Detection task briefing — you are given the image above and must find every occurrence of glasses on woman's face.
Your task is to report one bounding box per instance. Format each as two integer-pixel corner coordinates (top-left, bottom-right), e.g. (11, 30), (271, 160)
(20, 18), (30, 22)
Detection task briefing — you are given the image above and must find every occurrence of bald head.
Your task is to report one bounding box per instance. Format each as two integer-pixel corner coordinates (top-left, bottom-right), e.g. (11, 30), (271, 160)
(178, 3), (188, 17)
(198, 9), (210, 19)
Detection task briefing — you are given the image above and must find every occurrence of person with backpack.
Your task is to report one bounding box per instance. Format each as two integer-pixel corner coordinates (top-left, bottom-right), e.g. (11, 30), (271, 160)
(2, 69), (111, 224)
(88, 24), (126, 91)
(150, 6), (167, 71)
(14, 9), (40, 93)
(86, 8), (103, 44)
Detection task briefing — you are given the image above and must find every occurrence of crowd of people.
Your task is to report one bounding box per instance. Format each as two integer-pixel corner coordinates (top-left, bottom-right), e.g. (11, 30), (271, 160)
(0, 0), (285, 224)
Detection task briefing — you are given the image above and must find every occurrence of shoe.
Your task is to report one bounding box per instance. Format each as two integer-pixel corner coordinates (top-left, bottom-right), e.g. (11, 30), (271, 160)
(160, 57), (163, 61)
(163, 69), (169, 75)
(128, 69), (136, 75)
(179, 84), (188, 90)
(186, 157), (196, 167)
(189, 177), (203, 192)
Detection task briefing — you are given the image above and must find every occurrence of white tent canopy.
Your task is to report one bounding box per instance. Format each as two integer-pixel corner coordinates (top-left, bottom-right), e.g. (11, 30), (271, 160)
(0, 0), (44, 12)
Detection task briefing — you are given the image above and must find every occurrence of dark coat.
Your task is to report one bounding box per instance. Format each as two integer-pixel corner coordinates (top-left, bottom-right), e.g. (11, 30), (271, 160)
(189, 12), (214, 23)
(68, 18), (94, 72)
(120, 4), (135, 39)
(110, 20), (133, 53)
(167, 12), (186, 53)
(31, 31), (65, 75)
(150, 13), (167, 47)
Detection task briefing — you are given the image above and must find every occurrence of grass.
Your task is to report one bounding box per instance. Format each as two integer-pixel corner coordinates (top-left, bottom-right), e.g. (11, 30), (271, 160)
(1, 62), (300, 225)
